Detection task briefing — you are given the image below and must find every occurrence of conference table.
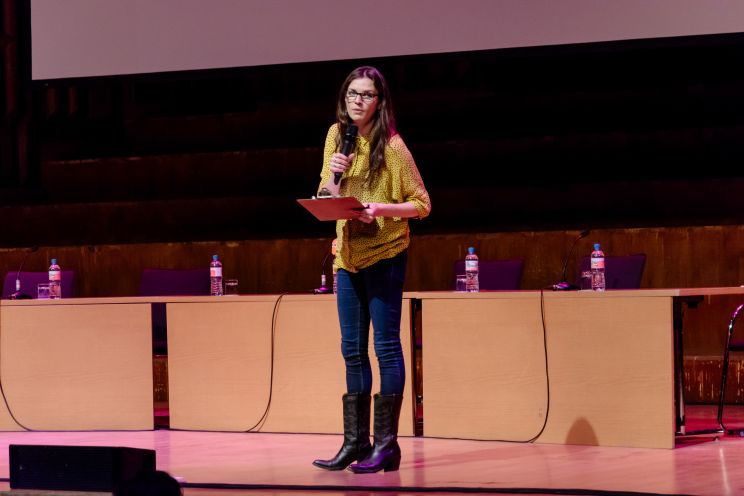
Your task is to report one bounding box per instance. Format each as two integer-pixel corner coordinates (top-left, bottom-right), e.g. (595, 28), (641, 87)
(0, 295), (415, 436)
(0, 289), (741, 448)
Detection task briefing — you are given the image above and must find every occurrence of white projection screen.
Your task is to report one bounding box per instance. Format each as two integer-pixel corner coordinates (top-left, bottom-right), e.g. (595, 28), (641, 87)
(31, 0), (744, 80)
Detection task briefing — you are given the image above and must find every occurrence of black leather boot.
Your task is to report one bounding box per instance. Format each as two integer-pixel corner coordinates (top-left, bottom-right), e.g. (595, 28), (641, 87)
(349, 393), (403, 473)
(312, 393), (372, 470)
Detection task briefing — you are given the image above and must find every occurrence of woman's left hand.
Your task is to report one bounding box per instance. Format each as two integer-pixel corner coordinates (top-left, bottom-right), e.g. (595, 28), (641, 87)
(358, 202), (383, 223)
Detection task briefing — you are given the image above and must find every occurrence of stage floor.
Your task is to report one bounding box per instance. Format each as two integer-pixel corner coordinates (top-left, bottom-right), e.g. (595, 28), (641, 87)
(0, 406), (741, 495)
(0, 426), (743, 495)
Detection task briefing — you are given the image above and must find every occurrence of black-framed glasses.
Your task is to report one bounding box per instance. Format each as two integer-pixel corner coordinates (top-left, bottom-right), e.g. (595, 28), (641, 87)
(346, 89), (378, 103)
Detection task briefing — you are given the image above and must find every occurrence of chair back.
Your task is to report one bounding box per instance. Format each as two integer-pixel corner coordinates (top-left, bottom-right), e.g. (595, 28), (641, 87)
(716, 303), (744, 429)
(577, 253), (646, 289)
(727, 304), (744, 351)
(3, 271), (76, 299)
(452, 258), (524, 290)
(139, 268), (211, 296)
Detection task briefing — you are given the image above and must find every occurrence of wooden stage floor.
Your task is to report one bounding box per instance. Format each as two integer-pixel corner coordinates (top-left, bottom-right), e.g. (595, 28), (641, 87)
(0, 432), (741, 496)
(1, 408), (744, 496)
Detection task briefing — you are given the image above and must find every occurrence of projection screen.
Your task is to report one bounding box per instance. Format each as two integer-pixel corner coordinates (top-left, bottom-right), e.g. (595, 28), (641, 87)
(31, 0), (744, 80)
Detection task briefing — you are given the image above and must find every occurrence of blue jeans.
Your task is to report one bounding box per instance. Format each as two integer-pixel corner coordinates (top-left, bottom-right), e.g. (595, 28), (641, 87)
(336, 250), (407, 396)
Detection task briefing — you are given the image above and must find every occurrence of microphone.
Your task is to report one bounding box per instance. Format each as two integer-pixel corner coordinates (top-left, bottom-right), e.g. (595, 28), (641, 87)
(314, 239), (337, 294)
(314, 251), (333, 294)
(10, 246), (39, 299)
(552, 229), (590, 291)
(333, 124), (358, 185)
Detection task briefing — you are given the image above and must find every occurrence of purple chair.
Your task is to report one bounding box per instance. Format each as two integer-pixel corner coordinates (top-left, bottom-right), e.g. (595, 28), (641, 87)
(452, 258), (524, 290)
(139, 268), (210, 296)
(3, 271), (75, 299)
(577, 253), (646, 289)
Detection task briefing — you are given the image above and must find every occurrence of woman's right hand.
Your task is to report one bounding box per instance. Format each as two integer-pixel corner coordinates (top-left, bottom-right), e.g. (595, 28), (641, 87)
(329, 152), (355, 176)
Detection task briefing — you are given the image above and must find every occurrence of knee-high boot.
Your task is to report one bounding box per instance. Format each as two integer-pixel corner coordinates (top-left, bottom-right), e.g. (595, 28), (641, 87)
(349, 393), (403, 473)
(312, 393), (372, 470)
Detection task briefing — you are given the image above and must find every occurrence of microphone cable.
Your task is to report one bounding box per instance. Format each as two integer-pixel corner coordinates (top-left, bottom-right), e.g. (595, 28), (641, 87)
(247, 242), (336, 428)
(422, 288), (551, 444)
(0, 317), (35, 431)
(244, 291), (289, 432)
(524, 288), (551, 443)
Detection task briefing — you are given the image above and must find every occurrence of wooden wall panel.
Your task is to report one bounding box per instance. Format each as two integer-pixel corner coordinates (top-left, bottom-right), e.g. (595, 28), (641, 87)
(405, 225), (744, 291)
(0, 224), (742, 297)
(0, 224), (741, 359)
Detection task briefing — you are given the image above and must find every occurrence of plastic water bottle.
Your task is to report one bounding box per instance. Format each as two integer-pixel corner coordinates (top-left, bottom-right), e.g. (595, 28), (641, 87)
(465, 247), (479, 292)
(591, 243), (606, 292)
(331, 238), (338, 294)
(210, 255), (223, 296)
(48, 258), (61, 299)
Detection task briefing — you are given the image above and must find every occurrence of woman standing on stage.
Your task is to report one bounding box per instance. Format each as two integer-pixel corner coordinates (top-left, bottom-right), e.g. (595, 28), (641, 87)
(312, 66), (431, 474)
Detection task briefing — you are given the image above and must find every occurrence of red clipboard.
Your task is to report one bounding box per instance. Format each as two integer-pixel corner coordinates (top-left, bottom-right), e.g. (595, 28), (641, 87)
(297, 196), (365, 221)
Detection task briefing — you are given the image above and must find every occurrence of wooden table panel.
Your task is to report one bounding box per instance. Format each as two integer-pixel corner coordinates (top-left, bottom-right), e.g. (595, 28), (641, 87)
(423, 294), (547, 441)
(539, 294), (674, 448)
(167, 295), (415, 435)
(419, 291), (675, 448)
(167, 298), (275, 431)
(0, 301), (153, 430)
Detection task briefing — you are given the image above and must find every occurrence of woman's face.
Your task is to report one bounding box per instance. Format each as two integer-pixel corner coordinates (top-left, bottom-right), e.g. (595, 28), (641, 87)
(345, 77), (379, 135)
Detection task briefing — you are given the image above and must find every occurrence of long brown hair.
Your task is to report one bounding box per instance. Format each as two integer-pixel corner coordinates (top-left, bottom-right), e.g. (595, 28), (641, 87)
(335, 66), (397, 181)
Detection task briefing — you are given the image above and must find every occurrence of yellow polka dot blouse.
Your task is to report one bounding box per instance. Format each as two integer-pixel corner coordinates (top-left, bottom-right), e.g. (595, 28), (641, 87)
(319, 124), (431, 273)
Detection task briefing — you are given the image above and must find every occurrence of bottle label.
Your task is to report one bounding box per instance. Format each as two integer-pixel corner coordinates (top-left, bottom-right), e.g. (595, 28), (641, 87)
(591, 258), (605, 269)
(49, 270), (61, 281)
(465, 260), (478, 271)
(210, 267), (222, 277)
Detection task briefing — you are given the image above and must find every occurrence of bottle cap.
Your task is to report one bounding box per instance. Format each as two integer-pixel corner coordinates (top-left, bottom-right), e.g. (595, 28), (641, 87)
(468, 247), (475, 254)
(51, 258), (57, 264)
(212, 254), (219, 261)
(593, 243), (600, 250)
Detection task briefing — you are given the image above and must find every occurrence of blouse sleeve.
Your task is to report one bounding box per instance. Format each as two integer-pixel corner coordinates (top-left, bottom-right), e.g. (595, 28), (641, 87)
(387, 135), (431, 220)
(317, 124), (339, 194)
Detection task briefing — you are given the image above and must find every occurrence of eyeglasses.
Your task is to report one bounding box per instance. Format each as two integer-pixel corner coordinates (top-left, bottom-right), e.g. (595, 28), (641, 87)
(346, 89), (378, 103)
